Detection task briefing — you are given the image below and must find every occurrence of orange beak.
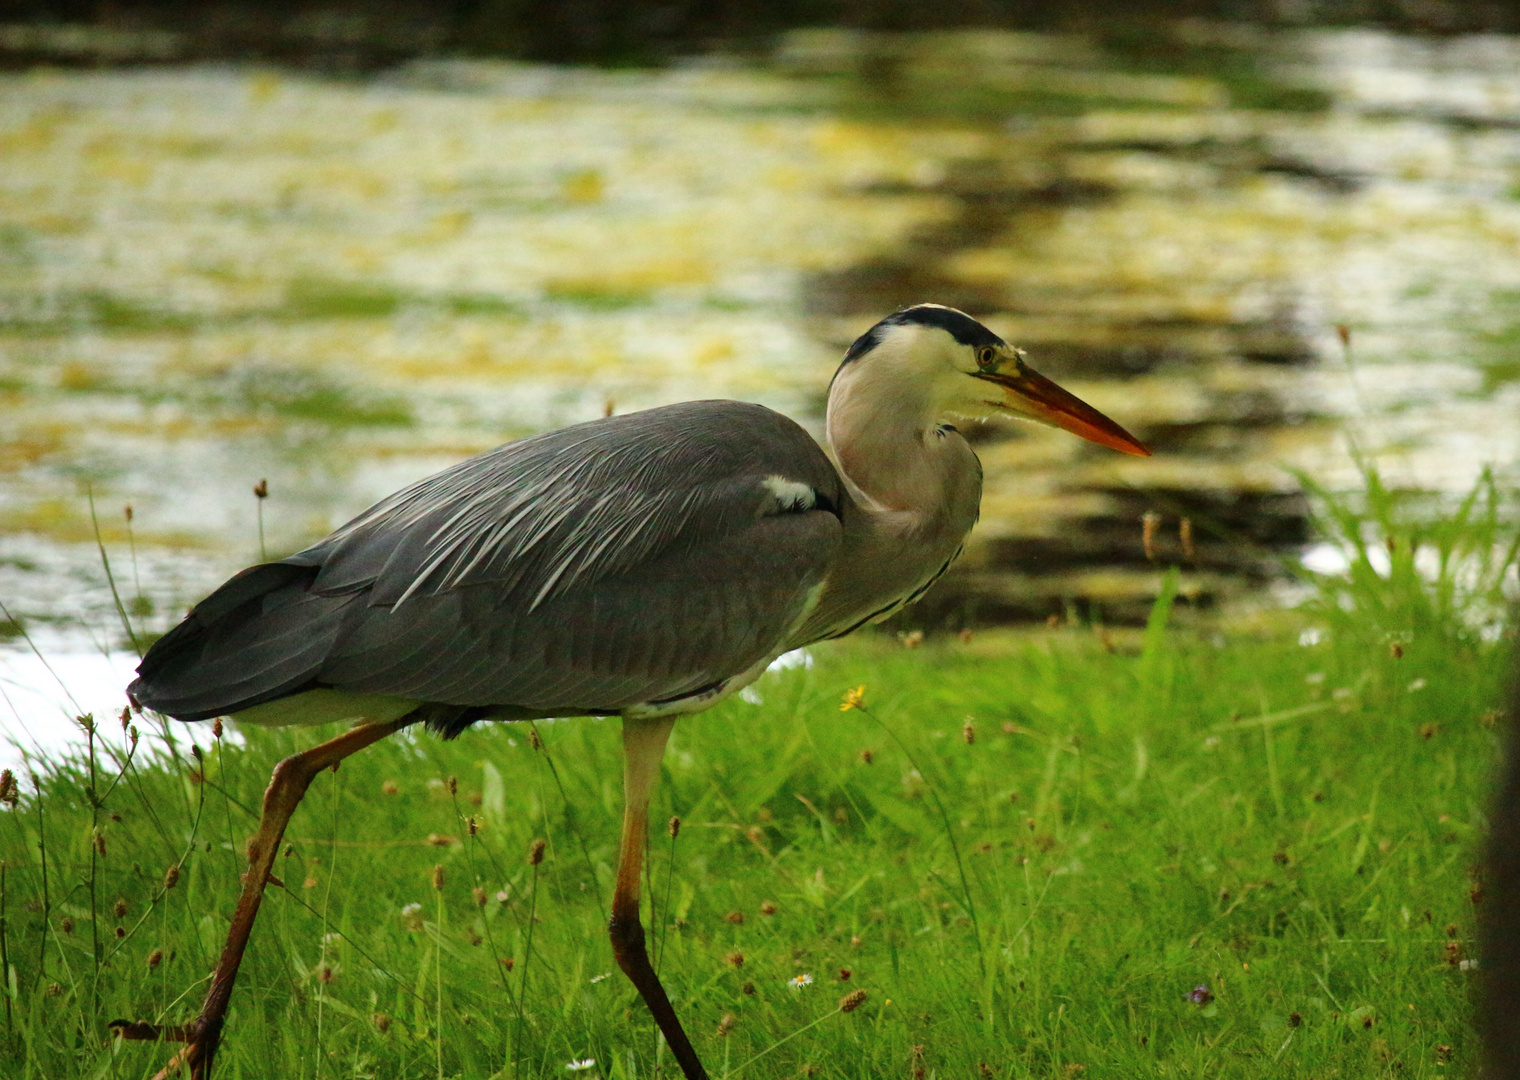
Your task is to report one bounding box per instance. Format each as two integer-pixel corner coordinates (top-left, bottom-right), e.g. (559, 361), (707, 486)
(976, 365), (1151, 457)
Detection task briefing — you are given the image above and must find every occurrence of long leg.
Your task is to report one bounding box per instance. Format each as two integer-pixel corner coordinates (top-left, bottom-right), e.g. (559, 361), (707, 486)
(112, 715), (415, 1079)
(609, 716), (708, 1080)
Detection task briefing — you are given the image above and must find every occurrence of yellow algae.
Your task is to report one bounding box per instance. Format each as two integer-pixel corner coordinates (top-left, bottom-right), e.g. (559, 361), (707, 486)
(247, 71), (281, 104)
(561, 169), (605, 204)
(56, 362), (107, 391)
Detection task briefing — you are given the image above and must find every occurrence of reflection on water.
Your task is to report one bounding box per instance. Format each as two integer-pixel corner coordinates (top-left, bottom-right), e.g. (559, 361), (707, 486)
(1, 24), (1518, 655)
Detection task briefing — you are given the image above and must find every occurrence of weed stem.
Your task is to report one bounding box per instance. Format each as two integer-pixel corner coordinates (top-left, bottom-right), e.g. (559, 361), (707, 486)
(856, 703), (986, 978)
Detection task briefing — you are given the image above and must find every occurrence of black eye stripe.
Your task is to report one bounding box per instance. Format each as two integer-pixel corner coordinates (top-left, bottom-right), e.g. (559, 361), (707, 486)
(839, 304), (1005, 366)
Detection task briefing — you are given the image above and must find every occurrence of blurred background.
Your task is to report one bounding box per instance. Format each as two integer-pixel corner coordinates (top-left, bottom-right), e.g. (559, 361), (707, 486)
(1, 0), (1519, 745)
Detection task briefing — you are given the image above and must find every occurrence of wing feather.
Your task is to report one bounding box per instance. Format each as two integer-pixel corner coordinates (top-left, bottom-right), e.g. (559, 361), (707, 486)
(130, 401), (843, 723)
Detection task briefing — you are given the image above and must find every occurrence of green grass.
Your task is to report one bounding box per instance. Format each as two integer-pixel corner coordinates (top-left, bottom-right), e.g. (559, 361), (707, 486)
(0, 472), (1514, 1079)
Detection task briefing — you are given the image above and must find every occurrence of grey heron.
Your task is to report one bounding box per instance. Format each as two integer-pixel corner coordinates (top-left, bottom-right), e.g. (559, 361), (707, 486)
(112, 304), (1148, 1080)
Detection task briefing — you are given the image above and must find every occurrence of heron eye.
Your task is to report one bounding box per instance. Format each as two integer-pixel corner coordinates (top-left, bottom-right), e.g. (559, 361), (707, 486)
(975, 346), (997, 369)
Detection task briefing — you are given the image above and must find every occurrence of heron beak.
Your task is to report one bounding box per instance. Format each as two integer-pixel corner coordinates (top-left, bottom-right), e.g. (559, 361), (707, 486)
(976, 365), (1151, 456)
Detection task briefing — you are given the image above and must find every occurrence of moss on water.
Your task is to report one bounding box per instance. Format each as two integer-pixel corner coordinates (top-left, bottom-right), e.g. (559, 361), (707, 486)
(543, 281), (654, 309)
(1098, 30), (1333, 113)
(201, 364), (414, 428)
(0, 291), (199, 334)
(0, 280), (527, 335)
(281, 278), (526, 322)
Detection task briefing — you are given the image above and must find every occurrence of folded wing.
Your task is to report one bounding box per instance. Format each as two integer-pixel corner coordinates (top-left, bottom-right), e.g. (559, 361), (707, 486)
(131, 401), (844, 724)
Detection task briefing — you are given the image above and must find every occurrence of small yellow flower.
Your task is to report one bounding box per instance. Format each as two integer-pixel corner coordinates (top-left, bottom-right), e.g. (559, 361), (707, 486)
(840, 685), (866, 712)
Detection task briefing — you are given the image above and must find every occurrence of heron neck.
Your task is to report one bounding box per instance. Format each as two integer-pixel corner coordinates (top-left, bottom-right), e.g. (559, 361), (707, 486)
(824, 362), (944, 515)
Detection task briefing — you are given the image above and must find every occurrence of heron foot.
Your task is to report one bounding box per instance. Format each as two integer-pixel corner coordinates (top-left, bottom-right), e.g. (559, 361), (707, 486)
(109, 1016), (217, 1079)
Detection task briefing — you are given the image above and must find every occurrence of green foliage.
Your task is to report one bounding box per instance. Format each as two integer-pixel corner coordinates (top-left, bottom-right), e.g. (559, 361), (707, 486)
(0, 477), (1511, 1078)
(1297, 460), (1520, 649)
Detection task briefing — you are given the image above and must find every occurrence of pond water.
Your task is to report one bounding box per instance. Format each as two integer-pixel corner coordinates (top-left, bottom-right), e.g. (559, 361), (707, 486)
(2, 23), (1519, 758)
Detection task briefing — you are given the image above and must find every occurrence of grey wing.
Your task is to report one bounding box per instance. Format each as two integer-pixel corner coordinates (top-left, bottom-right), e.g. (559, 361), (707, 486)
(129, 401), (843, 723)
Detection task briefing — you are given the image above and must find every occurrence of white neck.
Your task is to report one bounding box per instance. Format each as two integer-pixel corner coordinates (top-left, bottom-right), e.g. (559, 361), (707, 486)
(824, 341), (945, 514)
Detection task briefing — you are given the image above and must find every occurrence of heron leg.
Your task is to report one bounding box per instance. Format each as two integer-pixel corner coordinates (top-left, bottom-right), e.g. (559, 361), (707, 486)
(609, 716), (708, 1080)
(112, 716), (415, 1079)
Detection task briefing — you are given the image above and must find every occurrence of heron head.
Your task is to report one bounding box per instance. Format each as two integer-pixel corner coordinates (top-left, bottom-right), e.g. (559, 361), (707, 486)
(839, 304), (1150, 456)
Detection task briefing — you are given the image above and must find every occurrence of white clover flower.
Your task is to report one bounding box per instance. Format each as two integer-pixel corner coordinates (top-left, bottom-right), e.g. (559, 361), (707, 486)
(566, 1058), (596, 1072)
(400, 903), (422, 916)
(788, 973), (813, 990)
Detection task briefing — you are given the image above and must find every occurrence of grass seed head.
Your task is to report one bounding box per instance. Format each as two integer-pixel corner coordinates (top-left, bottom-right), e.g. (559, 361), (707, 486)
(0, 769), (17, 807)
(838, 967), (851, 981)
(668, 815), (681, 839)
(60, 916), (74, 934)
(501, 957), (515, 971)
(163, 864), (180, 890)
(1142, 511), (1161, 561)
(211, 718), (222, 739)
(726, 910), (744, 924)
(760, 900), (777, 916)
(472, 886), (487, 908)
(1180, 517), (1195, 560)
(529, 727), (542, 751)
(716, 1012), (736, 1036)
(113, 897), (127, 918)
(528, 838), (546, 866)
(115, 926), (125, 939)
(725, 951), (744, 967)
(963, 718), (975, 744)
(742, 980), (754, 994)
(431, 864), (445, 891)
(859, 748), (873, 764)
(147, 948), (162, 967)
(446, 775), (457, 795)
(94, 831), (107, 857)
(372, 1012), (391, 1033)
(381, 780), (399, 795)
(840, 989), (867, 1012)
(253, 479), (268, 499)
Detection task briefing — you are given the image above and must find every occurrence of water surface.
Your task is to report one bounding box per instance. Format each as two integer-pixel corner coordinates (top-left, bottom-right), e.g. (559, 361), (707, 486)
(2, 25), (1518, 751)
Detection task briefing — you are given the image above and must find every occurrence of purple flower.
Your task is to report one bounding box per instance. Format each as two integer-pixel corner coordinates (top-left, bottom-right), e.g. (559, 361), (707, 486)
(1187, 985), (1213, 1005)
